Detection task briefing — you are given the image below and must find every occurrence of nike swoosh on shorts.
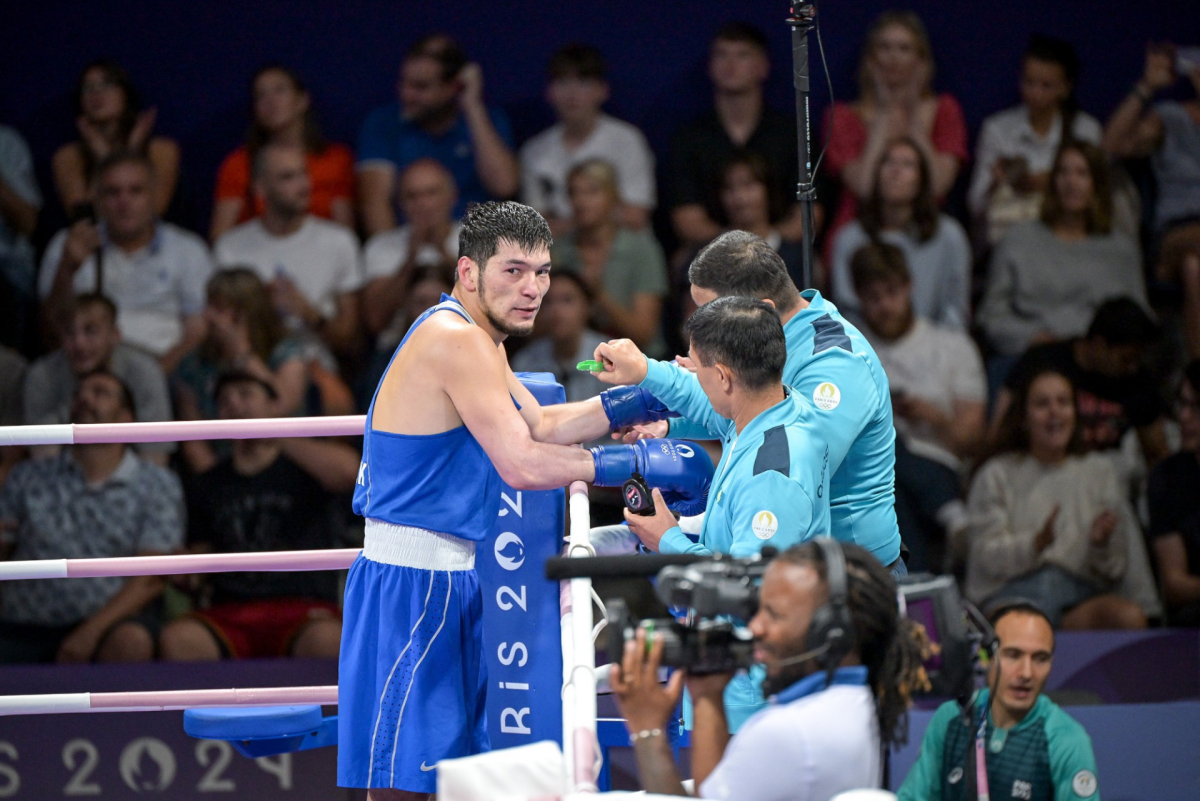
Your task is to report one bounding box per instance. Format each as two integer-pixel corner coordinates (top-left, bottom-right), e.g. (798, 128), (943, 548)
(420, 762), (436, 772)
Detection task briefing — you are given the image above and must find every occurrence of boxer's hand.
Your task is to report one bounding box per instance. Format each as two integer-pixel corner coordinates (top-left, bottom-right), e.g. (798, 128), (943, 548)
(593, 339), (649, 386)
(599, 385), (679, 430)
(590, 440), (713, 513)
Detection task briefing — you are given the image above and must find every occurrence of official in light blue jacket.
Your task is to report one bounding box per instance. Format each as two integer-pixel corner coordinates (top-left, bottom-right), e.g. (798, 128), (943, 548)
(680, 231), (902, 569)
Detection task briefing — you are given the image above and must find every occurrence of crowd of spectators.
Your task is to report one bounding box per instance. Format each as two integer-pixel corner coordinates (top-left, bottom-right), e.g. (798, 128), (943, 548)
(1, 15), (1200, 668)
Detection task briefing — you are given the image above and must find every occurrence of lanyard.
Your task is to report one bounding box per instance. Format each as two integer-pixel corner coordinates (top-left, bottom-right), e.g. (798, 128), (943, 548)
(974, 702), (991, 801)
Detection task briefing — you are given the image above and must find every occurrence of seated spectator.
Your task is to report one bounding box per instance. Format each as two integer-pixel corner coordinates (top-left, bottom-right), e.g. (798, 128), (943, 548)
(38, 152), (211, 373)
(992, 298), (1168, 465)
(0, 370), (183, 664)
(551, 159), (668, 352)
(969, 36), (1102, 247)
(1105, 44), (1200, 358)
(1150, 362), (1200, 625)
(520, 44), (655, 234)
(210, 64), (355, 241)
(0, 122), (41, 350)
(362, 158), (460, 353)
(851, 242), (985, 571)
(174, 268), (310, 473)
(52, 60), (179, 218)
(357, 34), (518, 235)
(214, 142), (363, 358)
(977, 142), (1148, 359)
(359, 263), (455, 409)
(831, 136), (971, 331)
(24, 293), (173, 464)
(717, 150), (806, 286)
(823, 10), (967, 254)
(668, 22), (802, 247)
(158, 371), (356, 661)
(0, 345), (26, 486)
(965, 367), (1154, 629)
(511, 271), (607, 403)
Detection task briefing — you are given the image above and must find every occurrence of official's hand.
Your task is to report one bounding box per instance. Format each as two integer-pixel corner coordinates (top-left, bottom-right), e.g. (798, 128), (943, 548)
(593, 339), (649, 386)
(56, 621), (104, 664)
(673, 354), (697, 373)
(1035, 506), (1060, 554)
(624, 488), (677, 553)
(1089, 509), (1119, 545)
(611, 628), (685, 735)
(611, 420), (669, 443)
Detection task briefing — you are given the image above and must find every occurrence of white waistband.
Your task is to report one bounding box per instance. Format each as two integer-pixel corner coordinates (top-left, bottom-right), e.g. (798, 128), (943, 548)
(363, 519), (476, 571)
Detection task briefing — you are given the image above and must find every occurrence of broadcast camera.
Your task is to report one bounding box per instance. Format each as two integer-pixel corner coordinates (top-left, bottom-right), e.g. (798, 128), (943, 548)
(546, 549), (988, 696)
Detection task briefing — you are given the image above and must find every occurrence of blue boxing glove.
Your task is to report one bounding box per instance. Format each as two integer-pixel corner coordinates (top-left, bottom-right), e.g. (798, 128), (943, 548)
(599, 385), (679, 430)
(590, 439), (714, 515)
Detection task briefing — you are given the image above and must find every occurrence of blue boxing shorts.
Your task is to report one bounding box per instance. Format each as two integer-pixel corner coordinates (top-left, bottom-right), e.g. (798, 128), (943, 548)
(337, 521), (489, 793)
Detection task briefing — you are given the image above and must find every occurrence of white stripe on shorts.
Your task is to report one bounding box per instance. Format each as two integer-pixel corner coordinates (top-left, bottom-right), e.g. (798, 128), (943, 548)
(363, 519), (475, 571)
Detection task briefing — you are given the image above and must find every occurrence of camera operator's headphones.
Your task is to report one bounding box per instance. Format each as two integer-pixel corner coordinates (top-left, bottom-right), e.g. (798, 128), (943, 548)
(806, 537), (855, 677)
(776, 537), (856, 679)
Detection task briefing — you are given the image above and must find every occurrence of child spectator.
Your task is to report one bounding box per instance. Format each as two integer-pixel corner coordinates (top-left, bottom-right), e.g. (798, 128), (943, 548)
(210, 65), (355, 241)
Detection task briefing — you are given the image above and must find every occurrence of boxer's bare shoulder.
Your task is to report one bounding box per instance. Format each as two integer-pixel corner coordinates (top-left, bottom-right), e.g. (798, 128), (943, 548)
(371, 308), (504, 435)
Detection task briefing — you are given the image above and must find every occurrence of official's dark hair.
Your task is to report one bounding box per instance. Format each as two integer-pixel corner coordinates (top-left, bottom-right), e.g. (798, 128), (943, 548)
(74, 60), (142, 180)
(982, 366), (1085, 467)
(406, 34), (469, 82)
(775, 542), (932, 748)
(720, 150), (787, 225)
(712, 21), (770, 55)
(688, 231), (801, 310)
(548, 44), (608, 81)
(246, 65), (327, 171)
(458, 201), (553, 275)
(849, 241), (911, 293)
(859, 136), (940, 242)
(985, 598), (1056, 652)
(78, 367), (137, 419)
(69, 293), (119, 325)
(1085, 297), (1158, 347)
(1041, 141), (1112, 235)
(684, 296), (785, 392)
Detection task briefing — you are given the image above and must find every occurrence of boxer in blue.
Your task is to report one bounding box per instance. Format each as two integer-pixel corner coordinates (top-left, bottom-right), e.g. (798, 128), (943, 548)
(339, 201), (711, 799)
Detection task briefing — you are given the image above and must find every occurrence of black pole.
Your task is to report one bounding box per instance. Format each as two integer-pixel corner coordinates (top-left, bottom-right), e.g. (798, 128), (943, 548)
(788, 1), (817, 290)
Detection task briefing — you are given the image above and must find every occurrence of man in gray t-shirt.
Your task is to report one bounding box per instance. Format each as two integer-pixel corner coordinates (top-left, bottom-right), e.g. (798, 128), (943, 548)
(24, 293), (174, 462)
(0, 370), (183, 664)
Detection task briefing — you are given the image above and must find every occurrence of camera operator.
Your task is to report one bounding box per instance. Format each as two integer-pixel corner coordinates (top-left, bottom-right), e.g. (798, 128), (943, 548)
(611, 540), (930, 799)
(898, 601), (1100, 801)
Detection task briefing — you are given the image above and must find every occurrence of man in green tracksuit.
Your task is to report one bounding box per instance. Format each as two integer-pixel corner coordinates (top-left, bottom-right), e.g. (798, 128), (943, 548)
(899, 602), (1100, 801)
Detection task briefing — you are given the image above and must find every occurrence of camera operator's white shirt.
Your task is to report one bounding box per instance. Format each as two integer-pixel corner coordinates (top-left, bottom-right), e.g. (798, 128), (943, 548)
(700, 666), (881, 801)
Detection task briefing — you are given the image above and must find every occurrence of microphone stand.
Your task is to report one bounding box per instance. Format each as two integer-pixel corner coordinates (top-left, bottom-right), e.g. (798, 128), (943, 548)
(788, 1), (818, 290)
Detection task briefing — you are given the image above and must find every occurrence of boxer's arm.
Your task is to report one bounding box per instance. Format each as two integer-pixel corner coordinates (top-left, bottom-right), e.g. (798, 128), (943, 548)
(505, 365), (612, 445)
(441, 326), (595, 489)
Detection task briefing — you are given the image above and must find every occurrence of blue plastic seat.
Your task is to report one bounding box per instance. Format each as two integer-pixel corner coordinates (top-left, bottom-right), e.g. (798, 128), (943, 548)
(183, 705), (338, 758)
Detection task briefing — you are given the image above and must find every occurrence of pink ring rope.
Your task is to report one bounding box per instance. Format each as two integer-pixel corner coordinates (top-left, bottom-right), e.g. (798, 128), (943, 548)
(0, 548), (361, 581)
(0, 415), (366, 447)
(0, 685), (338, 716)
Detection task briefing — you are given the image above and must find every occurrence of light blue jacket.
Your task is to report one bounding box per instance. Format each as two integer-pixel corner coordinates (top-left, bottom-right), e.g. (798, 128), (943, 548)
(669, 290), (900, 565)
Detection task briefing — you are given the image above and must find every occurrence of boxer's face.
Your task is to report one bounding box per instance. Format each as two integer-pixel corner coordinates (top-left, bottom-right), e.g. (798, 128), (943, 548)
(475, 240), (552, 337)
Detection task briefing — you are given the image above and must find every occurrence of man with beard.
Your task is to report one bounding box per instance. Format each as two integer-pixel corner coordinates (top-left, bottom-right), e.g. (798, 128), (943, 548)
(357, 35), (519, 236)
(611, 539), (930, 799)
(899, 602), (1100, 801)
(340, 200), (713, 799)
(0, 369), (183, 664)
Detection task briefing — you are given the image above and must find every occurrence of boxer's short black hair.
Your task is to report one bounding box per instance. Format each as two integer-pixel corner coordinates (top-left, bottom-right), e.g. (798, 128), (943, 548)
(458, 201), (553, 275)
